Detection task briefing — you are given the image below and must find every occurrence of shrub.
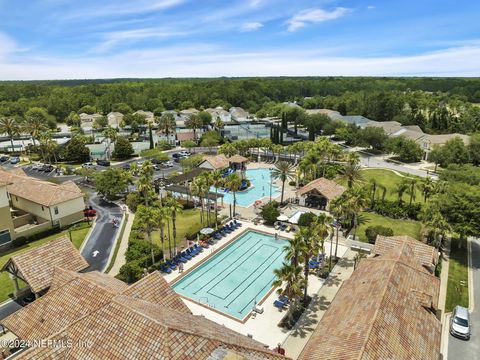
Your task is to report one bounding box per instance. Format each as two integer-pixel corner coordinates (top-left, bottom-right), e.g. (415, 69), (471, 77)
(261, 201), (280, 225)
(298, 212), (317, 227)
(288, 180), (296, 186)
(157, 140), (171, 150)
(365, 225), (394, 244)
(116, 261), (145, 283)
(372, 200), (421, 220)
(113, 136), (134, 160)
(125, 240), (161, 263)
(126, 192), (142, 212)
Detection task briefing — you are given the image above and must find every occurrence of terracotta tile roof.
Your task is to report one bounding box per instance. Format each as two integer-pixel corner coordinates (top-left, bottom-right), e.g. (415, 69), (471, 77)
(176, 131), (195, 141)
(298, 244), (441, 360)
(201, 154), (230, 170)
(374, 235), (438, 270)
(121, 271), (190, 313)
(297, 177), (345, 200)
(1, 236), (89, 294)
(229, 155), (249, 163)
(6, 273), (286, 360)
(0, 169), (83, 206)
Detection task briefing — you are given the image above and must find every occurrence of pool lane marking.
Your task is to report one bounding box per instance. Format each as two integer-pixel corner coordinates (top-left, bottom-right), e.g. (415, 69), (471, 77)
(206, 243), (278, 300)
(174, 233), (255, 291)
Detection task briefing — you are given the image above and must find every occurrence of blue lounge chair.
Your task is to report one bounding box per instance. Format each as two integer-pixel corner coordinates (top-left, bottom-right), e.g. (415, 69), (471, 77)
(273, 300), (286, 309)
(166, 260), (177, 270)
(194, 244), (203, 252)
(234, 220), (242, 227)
(279, 295), (290, 304)
(174, 255), (187, 263)
(181, 251), (192, 260)
(214, 233), (222, 240)
(160, 265), (172, 274)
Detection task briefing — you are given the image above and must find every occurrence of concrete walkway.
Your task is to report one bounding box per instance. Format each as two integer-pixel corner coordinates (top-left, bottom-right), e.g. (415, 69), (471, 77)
(282, 249), (357, 359)
(107, 211), (134, 276)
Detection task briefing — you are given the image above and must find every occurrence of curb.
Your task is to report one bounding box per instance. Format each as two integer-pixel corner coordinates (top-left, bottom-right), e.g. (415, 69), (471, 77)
(79, 216), (98, 253)
(101, 212), (126, 273)
(467, 237), (474, 312)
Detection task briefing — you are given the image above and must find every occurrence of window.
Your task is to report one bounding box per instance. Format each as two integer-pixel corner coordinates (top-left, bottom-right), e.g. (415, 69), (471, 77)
(41, 206), (44, 211)
(54, 206), (59, 215)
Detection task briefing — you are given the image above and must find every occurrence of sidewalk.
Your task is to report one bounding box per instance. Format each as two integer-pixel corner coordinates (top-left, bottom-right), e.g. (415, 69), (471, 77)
(106, 211), (134, 276)
(282, 249), (357, 359)
(438, 238), (451, 359)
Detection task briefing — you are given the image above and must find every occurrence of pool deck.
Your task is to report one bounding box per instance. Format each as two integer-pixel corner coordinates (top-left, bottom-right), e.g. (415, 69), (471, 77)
(163, 221), (348, 351)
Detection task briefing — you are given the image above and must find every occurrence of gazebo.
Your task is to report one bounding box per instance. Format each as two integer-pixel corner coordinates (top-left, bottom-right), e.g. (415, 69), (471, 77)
(296, 178), (345, 209)
(228, 155), (249, 179)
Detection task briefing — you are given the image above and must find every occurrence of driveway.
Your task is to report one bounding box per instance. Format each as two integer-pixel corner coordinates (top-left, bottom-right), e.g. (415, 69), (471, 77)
(448, 238), (480, 359)
(80, 191), (123, 272)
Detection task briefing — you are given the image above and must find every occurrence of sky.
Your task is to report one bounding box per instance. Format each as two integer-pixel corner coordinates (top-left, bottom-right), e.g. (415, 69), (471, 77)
(0, 0), (479, 79)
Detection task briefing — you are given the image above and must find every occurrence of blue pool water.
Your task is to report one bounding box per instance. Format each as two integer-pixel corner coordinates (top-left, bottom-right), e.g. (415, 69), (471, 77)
(215, 168), (280, 207)
(172, 230), (287, 320)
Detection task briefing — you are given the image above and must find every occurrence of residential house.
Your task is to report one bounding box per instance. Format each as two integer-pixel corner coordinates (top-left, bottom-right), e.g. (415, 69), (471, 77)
(206, 106), (232, 123)
(133, 110), (154, 124)
(1, 236), (89, 298)
(296, 177), (345, 209)
(363, 120), (403, 134)
(305, 109), (343, 121)
(179, 108), (199, 121)
(0, 169), (85, 242)
(0, 269), (286, 360)
(107, 112), (124, 128)
(298, 242), (441, 360)
(229, 107), (249, 122)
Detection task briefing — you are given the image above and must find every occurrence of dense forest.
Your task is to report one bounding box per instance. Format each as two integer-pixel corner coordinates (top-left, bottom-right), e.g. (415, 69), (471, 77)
(0, 77), (479, 134)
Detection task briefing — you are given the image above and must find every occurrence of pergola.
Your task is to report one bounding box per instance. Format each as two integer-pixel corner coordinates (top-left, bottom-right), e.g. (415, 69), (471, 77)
(296, 177), (345, 210)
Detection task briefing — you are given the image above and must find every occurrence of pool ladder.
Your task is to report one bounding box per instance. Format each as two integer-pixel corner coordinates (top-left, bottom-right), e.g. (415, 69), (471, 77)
(199, 297), (215, 309)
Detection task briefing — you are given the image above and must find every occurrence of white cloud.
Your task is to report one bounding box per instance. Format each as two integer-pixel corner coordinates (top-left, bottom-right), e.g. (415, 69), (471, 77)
(1, 44), (480, 80)
(91, 27), (188, 52)
(367, 5), (376, 10)
(287, 7), (351, 32)
(0, 32), (19, 59)
(241, 22), (263, 32)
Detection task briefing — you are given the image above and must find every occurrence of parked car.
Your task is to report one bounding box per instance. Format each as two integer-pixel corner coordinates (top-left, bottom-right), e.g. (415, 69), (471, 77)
(153, 164), (162, 171)
(122, 163), (131, 170)
(178, 150), (191, 156)
(82, 162), (96, 169)
(32, 163), (44, 171)
(9, 156), (20, 164)
(41, 164), (55, 172)
(0, 155), (9, 162)
(96, 159), (111, 166)
(171, 153), (182, 159)
(450, 306), (471, 340)
(137, 161), (145, 167)
(161, 160), (174, 168)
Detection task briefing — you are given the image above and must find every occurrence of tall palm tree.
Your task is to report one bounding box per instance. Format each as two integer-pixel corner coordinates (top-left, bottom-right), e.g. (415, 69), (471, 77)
(191, 176), (208, 224)
(394, 179), (409, 205)
(272, 161), (295, 204)
(367, 179), (387, 208)
(163, 197), (183, 258)
(404, 178), (417, 205)
(158, 113), (176, 137)
(339, 163), (364, 189)
(418, 176), (435, 203)
(156, 207), (170, 262)
(272, 262), (304, 315)
(345, 151), (360, 165)
(299, 226), (321, 304)
(185, 114), (202, 141)
(283, 233), (304, 268)
(225, 173), (241, 218)
(0, 116), (21, 153)
(23, 111), (47, 147)
(135, 205), (159, 265)
(103, 126), (118, 160)
(210, 170), (224, 226)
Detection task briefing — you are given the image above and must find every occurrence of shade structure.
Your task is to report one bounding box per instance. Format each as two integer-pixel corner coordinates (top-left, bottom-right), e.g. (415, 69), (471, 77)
(276, 215), (289, 221)
(200, 227), (215, 235)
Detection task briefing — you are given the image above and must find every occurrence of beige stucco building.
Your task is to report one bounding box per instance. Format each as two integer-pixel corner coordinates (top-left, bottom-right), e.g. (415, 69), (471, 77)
(0, 169), (85, 245)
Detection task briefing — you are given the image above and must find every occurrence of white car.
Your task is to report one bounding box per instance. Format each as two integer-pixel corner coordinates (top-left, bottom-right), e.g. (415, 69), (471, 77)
(178, 150), (191, 156)
(162, 160), (174, 168)
(82, 162), (96, 169)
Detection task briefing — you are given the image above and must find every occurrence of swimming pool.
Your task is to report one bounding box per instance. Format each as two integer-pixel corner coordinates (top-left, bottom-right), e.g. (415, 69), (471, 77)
(172, 230), (287, 321)
(215, 168), (280, 207)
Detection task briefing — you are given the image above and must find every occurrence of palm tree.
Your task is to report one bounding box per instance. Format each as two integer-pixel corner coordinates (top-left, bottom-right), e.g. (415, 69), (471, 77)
(299, 226), (321, 304)
(163, 197), (183, 258)
(283, 233), (304, 268)
(185, 114), (202, 141)
(404, 178), (417, 205)
(156, 207), (170, 262)
(345, 151), (360, 165)
(210, 170), (223, 226)
(158, 113), (176, 137)
(0, 116), (21, 153)
(191, 176), (208, 224)
(23, 111), (47, 147)
(394, 179), (409, 204)
(272, 161), (295, 204)
(103, 126), (118, 160)
(418, 176), (435, 203)
(135, 205), (159, 265)
(137, 161), (154, 206)
(367, 179), (387, 208)
(225, 173), (241, 218)
(214, 117), (224, 129)
(272, 262), (304, 317)
(339, 163), (364, 188)
(311, 213), (332, 272)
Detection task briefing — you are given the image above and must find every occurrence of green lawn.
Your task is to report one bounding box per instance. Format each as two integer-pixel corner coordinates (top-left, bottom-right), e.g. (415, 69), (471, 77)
(0, 222), (91, 302)
(355, 212), (422, 243)
(360, 169), (422, 204)
(445, 238), (469, 313)
(151, 208), (214, 250)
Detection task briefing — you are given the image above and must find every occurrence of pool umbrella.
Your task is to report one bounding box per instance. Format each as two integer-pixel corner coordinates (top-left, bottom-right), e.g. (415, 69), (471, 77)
(276, 215), (289, 222)
(200, 227), (215, 235)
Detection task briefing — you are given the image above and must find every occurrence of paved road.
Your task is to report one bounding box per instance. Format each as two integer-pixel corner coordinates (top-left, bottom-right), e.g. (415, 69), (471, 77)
(80, 191), (123, 272)
(448, 238), (480, 359)
(358, 153), (438, 179)
(0, 300), (22, 322)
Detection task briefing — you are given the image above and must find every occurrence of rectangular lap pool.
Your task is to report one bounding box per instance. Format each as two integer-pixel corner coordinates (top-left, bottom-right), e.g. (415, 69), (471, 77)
(172, 230), (287, 321)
